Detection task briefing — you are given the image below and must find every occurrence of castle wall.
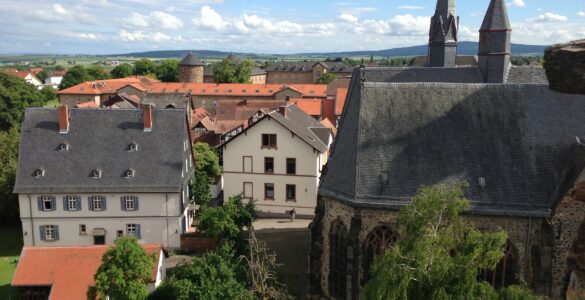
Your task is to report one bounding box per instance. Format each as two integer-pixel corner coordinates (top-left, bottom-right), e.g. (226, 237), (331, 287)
(179, 66), (204, 84)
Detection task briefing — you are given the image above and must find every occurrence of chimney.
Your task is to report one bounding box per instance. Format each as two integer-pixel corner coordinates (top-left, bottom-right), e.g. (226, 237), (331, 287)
(278, 106), (287, 118)
(143, 105), (153, 132)
(58, 105), (69, 134)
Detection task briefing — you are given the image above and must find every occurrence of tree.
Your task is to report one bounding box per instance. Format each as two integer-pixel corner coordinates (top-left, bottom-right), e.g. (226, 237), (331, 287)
(40, 86), (56, 102)
(190, 143), (221, 205)
(150, 242), (253, 300)
(361, 183), (541, 300)
(315, 72), (337, 84)
(91, 237), (156, 300)
(87, 65), (111, 80)
(59, 65), (91, 90)
(133, 59), (157, 76)
(198, 195), (257, 242)
(111, 63), (134, 78)
(155, 59), (179, 82)
(0, 127), (20, 225)
(0, 73), (50, 130)
(213, 59), (254, 83)
(36, 70), (48, 83)
(54, 65), (66, 71)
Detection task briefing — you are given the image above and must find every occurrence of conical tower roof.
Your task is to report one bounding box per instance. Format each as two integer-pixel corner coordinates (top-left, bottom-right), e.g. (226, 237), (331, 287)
(226, 53), (241, 63)
(481, 0), (511, 31)
(179, 52), (204, 66)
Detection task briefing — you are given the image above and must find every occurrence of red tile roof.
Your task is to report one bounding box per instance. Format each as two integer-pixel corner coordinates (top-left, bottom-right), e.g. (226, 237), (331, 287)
(289, 98), (322, 116)
(335, 88), (348, 115)
(320, 118), (337, 136)
(57, 78), (147, 95)
(2, 70), (31, 79)
(12, 244), (163, 300)
(30, 68), (44, 74)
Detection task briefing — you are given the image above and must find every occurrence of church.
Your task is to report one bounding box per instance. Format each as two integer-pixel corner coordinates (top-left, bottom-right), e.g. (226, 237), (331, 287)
(309, 0), (585, 299)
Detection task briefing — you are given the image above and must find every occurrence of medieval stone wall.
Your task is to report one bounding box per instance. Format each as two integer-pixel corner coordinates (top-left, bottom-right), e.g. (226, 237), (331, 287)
(267, 72), (314, 84)
(179, 65), (204, 83)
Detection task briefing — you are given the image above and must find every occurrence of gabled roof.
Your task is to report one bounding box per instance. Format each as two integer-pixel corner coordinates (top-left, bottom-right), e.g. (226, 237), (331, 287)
(141, 93), (190, 109)
(12, 245), (163, 300)
(14, 108), (193, 193)
(289, 99), (322, 116)
(57, 78), (147, 95)
(335, 88), (348, 115)
(219, 105), (330, 153)
(103, 93), (140, 109)
(179, 52), (204, 66)
(321, 66), (585, 217)
(2, 70), (32, 79)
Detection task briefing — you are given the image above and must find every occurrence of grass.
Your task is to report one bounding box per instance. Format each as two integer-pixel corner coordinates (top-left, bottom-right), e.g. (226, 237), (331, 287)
(0, 226), (23, 300)
(43, 99), (59, 108)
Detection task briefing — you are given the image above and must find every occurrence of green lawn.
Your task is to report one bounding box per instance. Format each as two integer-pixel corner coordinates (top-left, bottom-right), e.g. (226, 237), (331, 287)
(0, 226), (23, 300)
(43, 99), (59, 108)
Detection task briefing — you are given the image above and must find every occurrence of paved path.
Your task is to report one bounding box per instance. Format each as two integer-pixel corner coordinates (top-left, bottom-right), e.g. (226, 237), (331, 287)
(252, 218), (312, 231)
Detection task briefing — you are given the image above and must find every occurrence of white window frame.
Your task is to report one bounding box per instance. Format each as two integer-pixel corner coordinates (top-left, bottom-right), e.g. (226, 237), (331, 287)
(125, 196), (135, 211)
(126, 224), (137, 237)
(42, 196), (53, 211)
(93, 196), (103, 211)
(45, 225), (55, 240)
(67, 196), (77, 210)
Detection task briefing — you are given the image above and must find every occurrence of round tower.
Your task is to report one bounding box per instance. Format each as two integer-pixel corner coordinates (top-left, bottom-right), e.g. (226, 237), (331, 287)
(179, 52), (204, 83)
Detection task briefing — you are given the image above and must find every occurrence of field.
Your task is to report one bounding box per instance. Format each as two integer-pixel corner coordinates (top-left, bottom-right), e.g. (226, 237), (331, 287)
(0, 226), (23, 300)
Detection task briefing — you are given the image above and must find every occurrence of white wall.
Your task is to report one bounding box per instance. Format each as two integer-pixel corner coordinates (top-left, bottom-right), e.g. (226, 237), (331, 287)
(221, 117), (327, 215)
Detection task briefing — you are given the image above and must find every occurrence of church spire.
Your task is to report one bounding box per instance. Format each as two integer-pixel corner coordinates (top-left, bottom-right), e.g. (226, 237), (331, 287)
(478, 0), (512, 83)
(427, 0), (459, 67)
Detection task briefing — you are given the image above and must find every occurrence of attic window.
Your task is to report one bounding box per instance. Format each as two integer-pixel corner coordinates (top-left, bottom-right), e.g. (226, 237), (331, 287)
(242, 89), (246, 92)
(92, 169), (102, 179)
(35, 169), (45, 178)
(129, 143), (138, 152)
(59, 143), (69, 151)
(478, 177), (486, 188)
(125, 169), (135, 178)
(268, 90), (273, 93)
(255, 90), (260, 93)
(202, 89), (206, 92)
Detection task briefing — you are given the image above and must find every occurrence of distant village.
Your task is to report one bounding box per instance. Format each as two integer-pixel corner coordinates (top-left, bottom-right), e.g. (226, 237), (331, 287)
(2, 0), (585, 299)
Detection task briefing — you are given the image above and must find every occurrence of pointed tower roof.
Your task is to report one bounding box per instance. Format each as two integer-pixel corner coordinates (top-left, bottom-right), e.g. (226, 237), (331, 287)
(226, 53), (241, 63)
(179, 52), (204, 66)
(429, 0), (458, 43)
(434, 0), (456, 19)
(480, 0), (511, 31)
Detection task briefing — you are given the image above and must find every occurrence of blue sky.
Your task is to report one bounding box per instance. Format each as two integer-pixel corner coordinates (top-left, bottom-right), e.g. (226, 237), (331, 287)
(0, 0), (583, 55)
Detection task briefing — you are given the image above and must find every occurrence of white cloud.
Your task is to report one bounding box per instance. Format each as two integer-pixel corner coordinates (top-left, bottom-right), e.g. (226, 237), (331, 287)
(398, 5), (425, 10)
(53, 4), (69, 15)
(124, 12), (149, 28)
(118, 30), (174, 42)
(337, 13), (358, 23)
(530, 12), (568, 22)
(122, 11), (183, 29)
(192, 5), (226, 31)
(151, 11), (184, 29)
(507, 0), (526, 8)
(354, 15), (429, 36)
(578, 12), (585, 17)
(235, 14), (304, 35)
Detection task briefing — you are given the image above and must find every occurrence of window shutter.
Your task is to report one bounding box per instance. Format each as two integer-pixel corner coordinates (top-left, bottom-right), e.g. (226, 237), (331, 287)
(51, 196), (56, 211)
(76, 196), (82, 211)
(88, 197), (94, 211)
(39, 225), (46, 241)
(102, 196), (107, 210)
(135, 197), (139, 211)
(120, 197), (126, 211)
(63, 197), (68, 211)
(37, 197), (42, 211)
(136, 224), (141, 239)
(54, 225), (60, 241)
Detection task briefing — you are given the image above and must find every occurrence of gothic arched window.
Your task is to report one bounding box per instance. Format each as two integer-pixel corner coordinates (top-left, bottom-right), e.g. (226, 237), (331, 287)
(364, 225), (398, 280)
(329, 220), (347, 299)
(479, 240), (518, 288)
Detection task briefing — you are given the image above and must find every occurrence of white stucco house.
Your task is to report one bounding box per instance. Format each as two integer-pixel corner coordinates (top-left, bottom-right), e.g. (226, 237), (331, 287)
(218, 105), (332, 216)
(13, 105), (194, 249)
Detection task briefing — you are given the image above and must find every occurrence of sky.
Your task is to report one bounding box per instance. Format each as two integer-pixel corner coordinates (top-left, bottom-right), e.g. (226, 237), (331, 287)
(0, 0), (584, 55)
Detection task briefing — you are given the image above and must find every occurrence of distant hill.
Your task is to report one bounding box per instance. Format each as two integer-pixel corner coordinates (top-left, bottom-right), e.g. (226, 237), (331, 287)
(113, 42), (547, 59)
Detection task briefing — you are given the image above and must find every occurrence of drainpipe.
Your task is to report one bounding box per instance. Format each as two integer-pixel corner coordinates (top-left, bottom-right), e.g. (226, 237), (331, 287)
(28, 195), (36, 246)
(165, 193), (170, 248)
(524, 217), (533, 280)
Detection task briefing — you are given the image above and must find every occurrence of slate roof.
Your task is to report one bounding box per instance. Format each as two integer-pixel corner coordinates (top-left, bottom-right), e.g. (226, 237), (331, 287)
(481, 0), (511, 31)
(411, 55), (479, 67)
(320, 66), (585, 217)
(507, 66), (548, 84)
(265, 61), (352, 73)
(14, 108), (192, 193)
(179, 52), (204, 66)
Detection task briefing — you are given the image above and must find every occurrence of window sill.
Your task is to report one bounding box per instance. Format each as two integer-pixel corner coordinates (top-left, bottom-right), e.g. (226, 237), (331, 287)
(264, 198), (275, 201)
(261, 146), (278, 150)
(286, 199), (297, 202)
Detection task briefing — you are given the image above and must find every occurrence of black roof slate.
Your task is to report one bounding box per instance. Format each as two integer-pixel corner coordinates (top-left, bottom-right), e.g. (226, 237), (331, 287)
(179, 53), (204, 66)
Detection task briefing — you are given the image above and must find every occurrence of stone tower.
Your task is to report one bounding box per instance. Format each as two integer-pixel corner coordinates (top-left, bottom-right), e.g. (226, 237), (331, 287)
(478, 0), (512, 83)
(427, 0), (459, 67)
(179, 52), (204, 83)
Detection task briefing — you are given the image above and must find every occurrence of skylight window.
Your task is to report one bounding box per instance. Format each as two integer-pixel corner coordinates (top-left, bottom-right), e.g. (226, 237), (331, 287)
(125, 169), (135, 178)
(129, 143), (138, 151)
(35, 169), (45, 178)
(59, 143), (69, 151)
(92, 169), (102, 179)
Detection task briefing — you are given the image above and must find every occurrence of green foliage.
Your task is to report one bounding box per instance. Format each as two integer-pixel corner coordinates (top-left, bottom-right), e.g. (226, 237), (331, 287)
(198, 195), (257, 241)
(87, 65), (111, 80)
(155, 59), (179, 82)
(213, 59), (254, 83)
(315, 72), (337, 84)
(0, 73), (51, 130)
(0, 127), (20, 225)
(190, 143), (221, 205)
(133, 59), (157, 76)
(361, 183), (540, 300)
(150, 243), (253, 300)
(59, 65), (91, 89)
(111, 63), (134, 78)
(92, 237), (156, 300)
(39, 86), (57, 102)
(511, 56), (544, 66)
(36, 70), (48, 82)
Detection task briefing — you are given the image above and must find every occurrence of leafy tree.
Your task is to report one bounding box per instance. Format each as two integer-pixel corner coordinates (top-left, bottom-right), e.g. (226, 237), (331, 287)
(213, 59), (254, 83)
(91, 237), (156, 300)
(133, 59), (157, 76)
(361, 183), (541, 300)
(155, 59), (179, 82)
(190, 143), (221, 205)
(0, 127), (20, 225)
(315, 72), (337, 84)
(87, 65), (111, 80)
(198, 195), (257, 242)
(59, 65), (91, 90)
(111, 63), (134, 78)
(54, 65), (66, 71)
(36, 70), (48, 83)
(150, 242), (253, 300)
(0, 73), (50, 130)
(40, 86), (57, 102)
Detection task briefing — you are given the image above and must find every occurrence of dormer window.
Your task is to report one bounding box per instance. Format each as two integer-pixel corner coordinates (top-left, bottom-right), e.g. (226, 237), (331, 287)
(35, 169), (45, 178)
(92, 169), (102, 179)
(125, 169), (135, 178)
(129, 143), (138, 152)
(59, 143), (69, 151)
